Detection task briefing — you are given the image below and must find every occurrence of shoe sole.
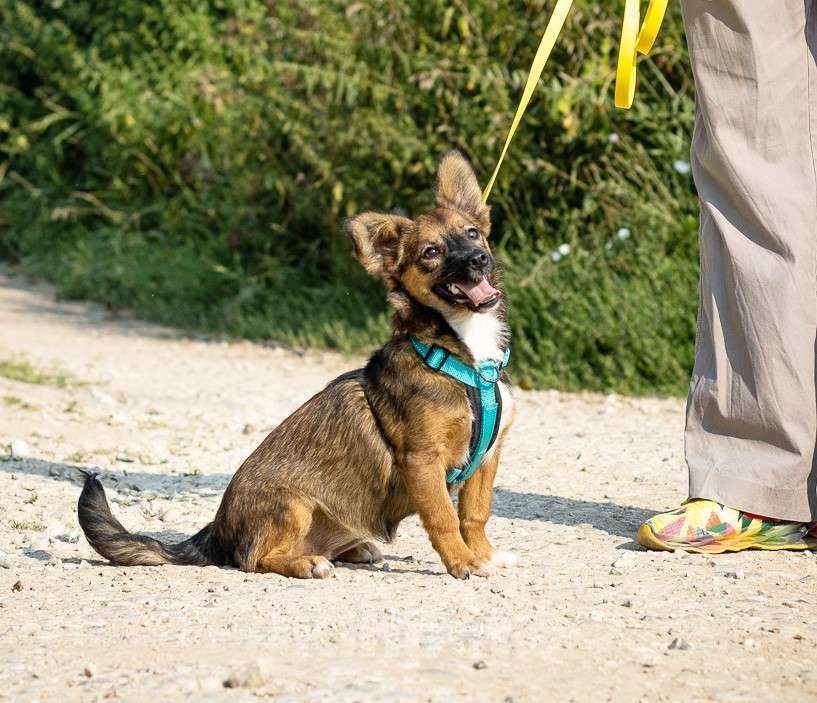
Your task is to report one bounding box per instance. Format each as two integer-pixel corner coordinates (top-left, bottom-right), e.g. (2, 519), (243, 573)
(636, 523), (817, 554)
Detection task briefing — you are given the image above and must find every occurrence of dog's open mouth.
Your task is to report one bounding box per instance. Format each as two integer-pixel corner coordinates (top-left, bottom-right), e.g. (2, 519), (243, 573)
(434, 276), (502, 308)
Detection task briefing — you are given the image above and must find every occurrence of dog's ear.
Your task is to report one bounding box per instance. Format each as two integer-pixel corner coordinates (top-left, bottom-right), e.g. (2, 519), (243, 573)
(345, 212), (412, 277)
(435, 150), (489, 229)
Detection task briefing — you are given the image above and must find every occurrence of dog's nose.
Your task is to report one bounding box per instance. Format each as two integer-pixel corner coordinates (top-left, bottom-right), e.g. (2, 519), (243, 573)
(469, 252), (490, 270)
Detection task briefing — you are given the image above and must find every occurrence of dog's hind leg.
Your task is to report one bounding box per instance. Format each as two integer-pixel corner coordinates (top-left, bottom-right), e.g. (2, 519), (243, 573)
(257, 553), (334, 579)
(335, 541), (383, 564)
(241, 494), (334, 579)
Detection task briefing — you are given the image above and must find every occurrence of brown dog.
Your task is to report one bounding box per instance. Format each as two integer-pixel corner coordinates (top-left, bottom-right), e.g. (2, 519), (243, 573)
(77, 150), (516, 579)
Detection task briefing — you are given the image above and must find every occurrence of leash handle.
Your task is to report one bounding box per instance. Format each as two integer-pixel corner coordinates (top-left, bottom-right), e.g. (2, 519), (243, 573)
(615, 0), (669, 108)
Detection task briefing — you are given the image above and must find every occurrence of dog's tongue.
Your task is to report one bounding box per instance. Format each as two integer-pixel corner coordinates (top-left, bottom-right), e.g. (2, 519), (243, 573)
(454, 277), (502, 306)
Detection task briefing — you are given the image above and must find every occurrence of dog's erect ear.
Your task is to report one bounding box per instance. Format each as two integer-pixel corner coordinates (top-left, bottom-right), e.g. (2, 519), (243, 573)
(435, 150), (489, 228)
(345, 212), (412, 277)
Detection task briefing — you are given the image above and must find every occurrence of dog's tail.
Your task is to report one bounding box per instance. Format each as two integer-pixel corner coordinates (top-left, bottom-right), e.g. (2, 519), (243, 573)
(77, 471), (221, 567)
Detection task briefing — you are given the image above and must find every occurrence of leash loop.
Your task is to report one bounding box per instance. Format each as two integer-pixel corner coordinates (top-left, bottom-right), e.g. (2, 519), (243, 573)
(615, 0), (669, 108)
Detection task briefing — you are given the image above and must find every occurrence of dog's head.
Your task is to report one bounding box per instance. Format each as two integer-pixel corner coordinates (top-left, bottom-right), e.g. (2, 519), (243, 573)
(346, 150), (501, 314)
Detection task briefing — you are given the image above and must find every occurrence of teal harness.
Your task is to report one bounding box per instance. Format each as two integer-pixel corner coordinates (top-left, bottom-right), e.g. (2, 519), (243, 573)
(410, 336), (511, 484)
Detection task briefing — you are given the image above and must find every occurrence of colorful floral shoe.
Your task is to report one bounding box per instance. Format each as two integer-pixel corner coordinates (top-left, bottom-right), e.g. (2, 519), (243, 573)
(637, 499), (817, 554)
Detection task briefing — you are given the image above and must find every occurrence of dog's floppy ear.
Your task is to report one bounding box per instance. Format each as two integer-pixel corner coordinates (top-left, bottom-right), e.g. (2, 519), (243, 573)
(345, 212), (412, 277)
(435, 150), (490, 229)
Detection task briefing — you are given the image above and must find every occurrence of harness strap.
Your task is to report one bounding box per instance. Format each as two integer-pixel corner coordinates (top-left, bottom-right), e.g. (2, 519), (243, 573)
(410, 336), (510, 484)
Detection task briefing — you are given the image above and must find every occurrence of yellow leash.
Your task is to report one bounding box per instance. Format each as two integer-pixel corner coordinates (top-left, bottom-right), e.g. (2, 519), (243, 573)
(482, 0), (668, 202)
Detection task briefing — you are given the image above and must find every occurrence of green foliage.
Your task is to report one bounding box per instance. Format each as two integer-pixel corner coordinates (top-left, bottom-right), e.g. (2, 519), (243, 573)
(0, 357), (77, 388)
(0, 0), (698, 395)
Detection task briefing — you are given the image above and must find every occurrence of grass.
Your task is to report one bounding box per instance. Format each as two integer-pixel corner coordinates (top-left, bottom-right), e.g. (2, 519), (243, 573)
(3, 395), (38, 410)
(63, 450), (92, 464)
(0, 0), (698, 396)
(9, 519), (45, 531)
(0, 358), (77, 388)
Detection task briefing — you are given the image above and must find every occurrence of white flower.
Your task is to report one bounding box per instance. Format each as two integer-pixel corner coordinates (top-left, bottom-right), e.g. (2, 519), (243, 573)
(673, 159), (691, 175)
(557, 243), (571, 257)
(616, 227), (631, 241)
(605, 241), (614, 251)
(609, 132), (620, 144)
(550, 251), (562, 263)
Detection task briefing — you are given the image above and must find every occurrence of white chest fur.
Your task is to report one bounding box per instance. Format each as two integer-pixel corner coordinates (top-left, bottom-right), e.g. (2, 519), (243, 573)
(446, 309), (506, 364)
(445, 308), (514, 461)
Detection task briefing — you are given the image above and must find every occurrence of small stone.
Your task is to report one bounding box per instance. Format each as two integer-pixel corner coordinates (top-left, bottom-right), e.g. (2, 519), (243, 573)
(11, 580), (23, 592)
(611, 553), (635, 569)
(83, 667), (93, 678)
(55, 531), (80, 544)
(223, 661), (269, 689)
(381, 562), (391, 572)
(473, 660), (487, 670)
(621, 599), (633, 608)
(158, 508), (180, 524)
(724, 570), (745, 580)
(90, 388), (116, 405)
(242, 423), (257, 435)
(10, 440), (31, 457)
(668, 638), (690, 651)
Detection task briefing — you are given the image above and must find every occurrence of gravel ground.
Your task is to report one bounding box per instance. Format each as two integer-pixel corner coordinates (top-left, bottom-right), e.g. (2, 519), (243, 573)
(1, 271), (816, 703)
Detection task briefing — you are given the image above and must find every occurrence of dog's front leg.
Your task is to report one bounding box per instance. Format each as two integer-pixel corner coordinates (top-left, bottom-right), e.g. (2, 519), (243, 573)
(458, 448), (518, 572)
(458, 450), (499, 564)
(401, 451), (487, 579)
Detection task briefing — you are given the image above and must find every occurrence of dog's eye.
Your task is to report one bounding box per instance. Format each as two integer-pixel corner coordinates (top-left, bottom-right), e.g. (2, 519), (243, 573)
(423, 246), (441, 259)
(466, 227), (480, 240)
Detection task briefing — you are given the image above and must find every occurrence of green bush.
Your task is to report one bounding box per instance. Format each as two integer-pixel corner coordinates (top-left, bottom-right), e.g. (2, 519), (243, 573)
(0, 0), (697, 395)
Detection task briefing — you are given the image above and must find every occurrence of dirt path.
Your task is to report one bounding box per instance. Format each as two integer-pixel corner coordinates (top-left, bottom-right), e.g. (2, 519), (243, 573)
(0, 271), (815, 703)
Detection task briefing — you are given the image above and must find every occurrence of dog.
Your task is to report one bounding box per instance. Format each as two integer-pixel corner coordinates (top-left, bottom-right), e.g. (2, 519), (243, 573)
(77, 150), (515, 579)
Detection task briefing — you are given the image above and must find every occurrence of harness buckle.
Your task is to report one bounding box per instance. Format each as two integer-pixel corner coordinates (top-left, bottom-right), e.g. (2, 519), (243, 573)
(423, 345), (449, 371)
(477, 363), (501, 384)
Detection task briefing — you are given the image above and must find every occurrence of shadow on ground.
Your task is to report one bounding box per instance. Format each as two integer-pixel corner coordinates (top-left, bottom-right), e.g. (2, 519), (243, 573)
(0, 455), (228, 495)
(492, 488), (653, 540)
(2, 456), (653, 541)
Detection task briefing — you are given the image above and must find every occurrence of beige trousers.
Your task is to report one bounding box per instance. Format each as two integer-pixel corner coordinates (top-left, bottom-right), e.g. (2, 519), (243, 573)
(681, 1), (817, 520)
